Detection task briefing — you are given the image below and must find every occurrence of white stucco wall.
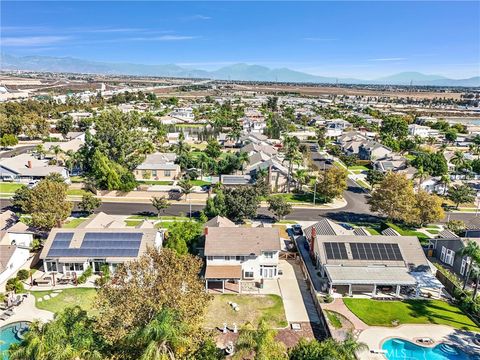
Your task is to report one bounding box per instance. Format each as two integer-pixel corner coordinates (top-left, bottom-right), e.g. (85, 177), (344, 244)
(0, 247), (31, 286)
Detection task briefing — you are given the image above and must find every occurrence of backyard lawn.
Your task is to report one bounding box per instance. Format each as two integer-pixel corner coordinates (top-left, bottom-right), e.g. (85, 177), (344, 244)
(30, 288), (98, 315)
(204, 294), (288, 329)
(343, 298), (480, 332)
(0, 182), (24, 193)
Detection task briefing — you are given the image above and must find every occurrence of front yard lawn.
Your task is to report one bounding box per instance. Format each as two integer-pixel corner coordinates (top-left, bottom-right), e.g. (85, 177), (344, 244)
(67, 189), (89, 196)
(138, 180), (174, 185)
(190, 180), (211, 186)
(63, 218), (88, 228)
(31, 288), (97, 315)
(0, 182), (24, 193)
(204, 294), (288, 329)
(386, 222), (430, 244)
(343, 298), (480, 332)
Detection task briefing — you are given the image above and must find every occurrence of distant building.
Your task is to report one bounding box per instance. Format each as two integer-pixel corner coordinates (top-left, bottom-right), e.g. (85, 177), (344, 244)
(0, 153), (70, 183)
(134, 152), (180, 181)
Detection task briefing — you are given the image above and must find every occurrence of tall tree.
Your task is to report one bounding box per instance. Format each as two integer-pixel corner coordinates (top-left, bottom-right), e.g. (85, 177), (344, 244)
(448, 184), (476, 209)
(178, 179), (193, 202)
(414, 191), (445, 226)
(234, 321), (287, 360)
(78, 193), (102, 215)
(314, 167), (348, 202)
(267, 195), (292, 221)
(368, 172), (416, 223)
(151, 196), (169, 217)
(460, 240), (480, 291)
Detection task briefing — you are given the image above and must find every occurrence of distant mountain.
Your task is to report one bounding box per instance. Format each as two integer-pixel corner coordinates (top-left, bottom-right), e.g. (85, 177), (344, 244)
(1, 53), (479, 87)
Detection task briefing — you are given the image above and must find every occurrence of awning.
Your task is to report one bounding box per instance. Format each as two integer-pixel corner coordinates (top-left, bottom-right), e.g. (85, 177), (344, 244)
(325, 266), (417, 286)
(410, 271), (444, 289)
(205, 265), (242, 279)
(56, 257), (89, 263)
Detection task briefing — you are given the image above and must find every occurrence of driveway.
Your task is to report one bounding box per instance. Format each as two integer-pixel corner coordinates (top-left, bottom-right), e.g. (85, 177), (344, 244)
(277, 260), (320, 323)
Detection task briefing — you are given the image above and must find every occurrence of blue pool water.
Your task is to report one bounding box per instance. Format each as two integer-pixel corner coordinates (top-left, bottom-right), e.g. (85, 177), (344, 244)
(382, 338), (479, 360)
(0, 322), (29, 359)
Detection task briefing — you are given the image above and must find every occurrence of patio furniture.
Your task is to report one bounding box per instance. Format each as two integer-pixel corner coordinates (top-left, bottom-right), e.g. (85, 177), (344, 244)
(35, 278), (51, 286)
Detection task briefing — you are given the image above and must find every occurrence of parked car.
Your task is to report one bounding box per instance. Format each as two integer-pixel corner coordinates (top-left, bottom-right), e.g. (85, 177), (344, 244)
(292, 224), (303, 235)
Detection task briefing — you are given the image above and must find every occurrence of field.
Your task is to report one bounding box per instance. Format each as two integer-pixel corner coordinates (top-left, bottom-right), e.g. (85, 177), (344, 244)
(204, 294), (288, 329)
(343, 299), (479, 332)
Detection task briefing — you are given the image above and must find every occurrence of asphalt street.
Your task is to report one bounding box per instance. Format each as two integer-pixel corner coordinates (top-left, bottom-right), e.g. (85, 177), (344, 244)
(0, 145), (36, 159)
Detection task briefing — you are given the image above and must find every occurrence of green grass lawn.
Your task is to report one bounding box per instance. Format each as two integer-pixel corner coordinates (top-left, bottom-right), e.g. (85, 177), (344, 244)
(70, 176), (86, 183)
(0, 182), (24, 193)
(325, 310), (342, 329)
(366, 227), (381, 235)
(138, 180), (174, 185)
(272, 192), (326, 204)
(386, 222), (430, 244)
(204, 294), (288, 329)
(348, 165), (369, 171)
(67, 189), (89, 196)
(343, 299), (480, 332)
(356, 179), (371, 189)
(63, 218), (88, 228)
(125, 220), (142, 227)
(426, 229), (440, 235)
(31, 288), (98, 315)
(128, 215), (190, 220)
(190, 180), (211, 186)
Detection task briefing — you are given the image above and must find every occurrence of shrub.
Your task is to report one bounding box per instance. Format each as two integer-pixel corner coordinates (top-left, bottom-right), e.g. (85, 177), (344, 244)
(324, 294), (333, 303)
(17, 269), (29, 281)
(77, 266), (93, 284)
(6, 278), (24, 293)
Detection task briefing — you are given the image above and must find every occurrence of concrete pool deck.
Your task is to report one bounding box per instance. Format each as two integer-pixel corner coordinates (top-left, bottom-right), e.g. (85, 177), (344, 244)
(0, 294), (53, 328)
(357, 324), (480, 359)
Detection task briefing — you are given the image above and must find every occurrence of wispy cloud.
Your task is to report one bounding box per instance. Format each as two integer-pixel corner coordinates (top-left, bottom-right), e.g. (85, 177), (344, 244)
(128, 35), (198, 41)
(303, 37), (336, 41)
(182, 14), (211, 21)
(369, 57), (407, 61)
(2, 36), (70, 46)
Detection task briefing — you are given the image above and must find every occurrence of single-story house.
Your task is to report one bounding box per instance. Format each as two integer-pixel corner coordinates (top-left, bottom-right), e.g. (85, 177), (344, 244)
(134, 152), (180, 181)
(40, 226), (163, 276)
(204, 227), (282, 293)
(0, 245), (31, 287)
(0, 153), (70, 183)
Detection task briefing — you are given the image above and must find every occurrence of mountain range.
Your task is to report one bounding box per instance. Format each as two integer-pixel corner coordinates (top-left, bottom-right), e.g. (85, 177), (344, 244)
(1, 53), (479, 87)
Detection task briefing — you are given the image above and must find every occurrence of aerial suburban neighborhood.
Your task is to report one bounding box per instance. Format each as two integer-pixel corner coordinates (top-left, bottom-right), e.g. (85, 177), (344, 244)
(1, 1), (480, 360)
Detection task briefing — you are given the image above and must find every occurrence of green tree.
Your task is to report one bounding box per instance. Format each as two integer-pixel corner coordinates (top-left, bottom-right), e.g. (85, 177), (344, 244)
(78, 193), (102, 215)
(380, 116), (408, 139)
(445, 128), (458, 143)
(366, 169), (385, 187)
(234, 320), (287, 360)
(411, 152), (448, 176)
(178, 179), (193, 201)
(56, 115), (74, 138)
(165, 220), (202, 255)
(90, 149), (137, 192)
(368, 172), (416, 223)
(316, 127), (326, 149)
(224, 186), (260, 222)
(205, 139), (222, 159)
(446, 219), (466, 235)
(151, 196), (169, 217)
(414, 191), (445, 226)
(12, 185), (32, 212)
(293, 169), (310, 192)
(129, 308), (191, 360)
(0, 133), (18, 148)
(448, 184), (476, 209)
(460, 240), (480, 292)
(27, 177), (73, 230)
(267, 195), (292, 220)
(9, 306), (104, 360)
(413, 166), (429, 191)
(315, 167), (348, 202)
(289, 334), (367, 360)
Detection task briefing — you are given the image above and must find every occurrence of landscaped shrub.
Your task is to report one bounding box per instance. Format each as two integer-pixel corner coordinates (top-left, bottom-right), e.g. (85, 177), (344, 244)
(324, 294), (333, 303)
(16, 269), (29, 281)
(6, 278), (24, 293)
(77, 266), (93, 284)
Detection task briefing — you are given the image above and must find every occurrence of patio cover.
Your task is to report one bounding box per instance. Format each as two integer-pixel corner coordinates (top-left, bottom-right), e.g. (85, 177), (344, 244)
(205, 265), (242, 279)
(325, 266), (417, 285)
(410, 271), (444, 290)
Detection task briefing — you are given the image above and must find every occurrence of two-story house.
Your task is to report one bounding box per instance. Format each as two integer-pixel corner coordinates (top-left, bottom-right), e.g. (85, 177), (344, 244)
(204, 227), (281, 293)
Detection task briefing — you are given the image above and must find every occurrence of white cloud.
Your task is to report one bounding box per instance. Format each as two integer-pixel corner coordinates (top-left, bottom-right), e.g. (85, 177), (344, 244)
(183, 14), (211, 21)
(369, 57), (407, 61)
(2, 36), (69, 46)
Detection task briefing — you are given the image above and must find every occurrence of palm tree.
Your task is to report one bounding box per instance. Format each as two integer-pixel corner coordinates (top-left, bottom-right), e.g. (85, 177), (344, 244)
(237, 151), (249, 174)
(50, 145), (63, 165)
(460, 240), (480, 295)
(293, 169), (309, 192)
(426, 136), (436, 146)
(34, 144), (46, 159)
(338, 333), (369, 360)
(451, 150), (466, 173)
(413, 166), (429, 191)
(469, 144), (480, 159)
(234, 320), (287, 360)
(130, 308), (190, 360)
(196, 152), (210, 179)
(440, 174), (451, 195)
(178, 179), (193, 202)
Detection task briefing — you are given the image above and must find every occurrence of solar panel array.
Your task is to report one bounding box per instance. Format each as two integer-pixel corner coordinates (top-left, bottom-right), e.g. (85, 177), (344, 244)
(324, 242), (348, 260)
(47, 232), (143, 258)
(350, 243), (403, 261)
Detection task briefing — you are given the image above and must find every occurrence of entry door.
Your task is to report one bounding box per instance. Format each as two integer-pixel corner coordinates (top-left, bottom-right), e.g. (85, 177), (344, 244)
(262, 266), (276, 278)
(93, 261), (105, 273)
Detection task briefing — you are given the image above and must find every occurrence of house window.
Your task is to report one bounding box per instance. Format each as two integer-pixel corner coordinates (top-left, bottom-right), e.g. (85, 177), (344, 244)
(460, 258), (468, 275)
(443, 248), (455, 266)
(213, 256), (224, 260)
(152, 170), (157, 177)
(46, 261), (57, 272)
(225, 256), (231, 261)
(243, 271), (254, 278)
(440, 246), (446, 262)
(235, 256), (244, 261)
(207, 256), (213, 261)
(164, 170), (171, 177)
(263, 251), (274, 259)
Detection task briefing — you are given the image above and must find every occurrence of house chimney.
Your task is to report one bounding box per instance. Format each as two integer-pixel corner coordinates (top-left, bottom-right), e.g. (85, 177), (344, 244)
(27, 161), (32, 168)
(310, 227), (316, 258)
(204, 227), (209, 236)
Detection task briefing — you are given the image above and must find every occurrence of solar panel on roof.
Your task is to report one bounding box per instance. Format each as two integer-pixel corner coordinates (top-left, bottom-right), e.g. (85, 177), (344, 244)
(324, 242), (348, 260)
(350, 243), (403, 261)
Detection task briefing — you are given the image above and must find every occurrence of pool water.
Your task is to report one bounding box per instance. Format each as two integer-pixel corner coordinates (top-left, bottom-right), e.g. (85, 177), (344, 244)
(382, 338), (479, 360)
(0, 322), (29, 359)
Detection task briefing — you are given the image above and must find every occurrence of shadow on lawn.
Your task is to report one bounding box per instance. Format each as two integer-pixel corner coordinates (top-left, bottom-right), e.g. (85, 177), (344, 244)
(406, 300), (476, 330)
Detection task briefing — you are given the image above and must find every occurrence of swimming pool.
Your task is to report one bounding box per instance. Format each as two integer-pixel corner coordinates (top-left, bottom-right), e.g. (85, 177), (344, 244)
(0, 322), (29, 360)
(382, 338), (479, 360)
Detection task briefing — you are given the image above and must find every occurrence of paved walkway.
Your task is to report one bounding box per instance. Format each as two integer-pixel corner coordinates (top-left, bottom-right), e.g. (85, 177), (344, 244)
(357, 324), (480, 360)
(321, 298), (369, 330)
(277, 260), (320, 323)
(295, 236), (322, 291)
(0, 294), (53, 327)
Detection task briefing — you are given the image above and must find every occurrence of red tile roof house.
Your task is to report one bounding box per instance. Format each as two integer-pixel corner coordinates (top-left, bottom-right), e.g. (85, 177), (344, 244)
(203, 227), (282, 293)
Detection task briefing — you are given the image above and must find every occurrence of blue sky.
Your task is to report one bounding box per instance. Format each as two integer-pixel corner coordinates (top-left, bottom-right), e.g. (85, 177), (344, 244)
(2, 1), (479, 79)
